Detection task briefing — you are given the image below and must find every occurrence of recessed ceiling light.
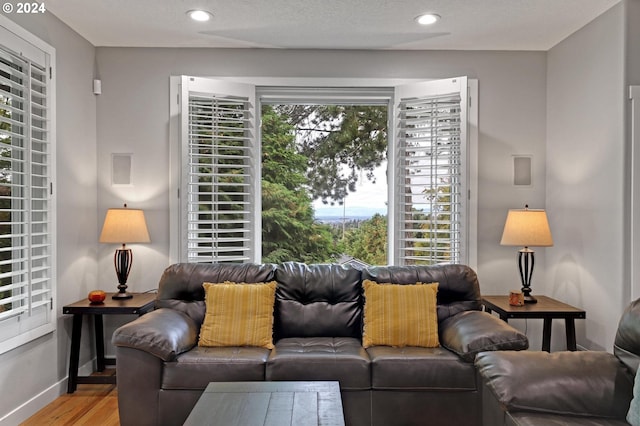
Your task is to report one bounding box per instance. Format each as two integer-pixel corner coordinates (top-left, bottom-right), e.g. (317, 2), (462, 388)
(415, 13), (441, 26)
(187, 10), (212, 22)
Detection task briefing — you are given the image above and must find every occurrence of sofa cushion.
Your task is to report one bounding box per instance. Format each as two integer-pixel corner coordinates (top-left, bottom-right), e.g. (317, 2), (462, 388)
(362, 280), (439, 348)
(199, 281), (277, 349)
(266, 337), (370, 390)
(162, 346), (270, 390)
(274, 262), (362, 339)
(362, 264), (481, 322)
(367, 345), (476, 391)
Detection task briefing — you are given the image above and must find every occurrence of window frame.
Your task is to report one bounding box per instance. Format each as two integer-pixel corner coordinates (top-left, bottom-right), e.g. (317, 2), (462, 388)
(0, 15), (56, 355)
(630, 85), (640, 301)
(169, 77), (477, 268)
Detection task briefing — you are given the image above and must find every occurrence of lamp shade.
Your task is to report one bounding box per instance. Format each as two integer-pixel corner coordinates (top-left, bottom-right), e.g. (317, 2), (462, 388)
(99, 207), (151, 244)
(500, 208), (553, 247)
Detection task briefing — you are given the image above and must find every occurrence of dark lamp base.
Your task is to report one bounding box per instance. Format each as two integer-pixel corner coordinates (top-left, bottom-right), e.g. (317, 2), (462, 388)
(518, 248), (538, 304)
(113, 247), (133, 300)
(112, 291), (133, 300)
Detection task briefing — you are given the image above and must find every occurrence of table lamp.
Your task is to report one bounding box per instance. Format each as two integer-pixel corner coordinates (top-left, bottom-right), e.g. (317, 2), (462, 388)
(500, 205), (553, 303)
(99, 204), (150, 299)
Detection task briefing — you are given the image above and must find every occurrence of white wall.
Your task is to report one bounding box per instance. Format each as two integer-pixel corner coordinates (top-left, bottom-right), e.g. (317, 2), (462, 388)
(0, 12), (98, 424)
(546, 2), (626, 351)
(94, 47), (548, 297)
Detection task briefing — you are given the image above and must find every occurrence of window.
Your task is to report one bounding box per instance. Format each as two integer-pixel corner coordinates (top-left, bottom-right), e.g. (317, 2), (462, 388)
(259, 96), (390, 265)
(185, 94), (253, 262)
(170, 77), (477, 267)
(0, 16), (56, 354)
(174, 77), (257, 263)
(393, 79), (469, 265)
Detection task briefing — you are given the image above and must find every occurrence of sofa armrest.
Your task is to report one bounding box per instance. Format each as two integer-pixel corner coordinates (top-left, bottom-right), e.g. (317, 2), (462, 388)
(475, 350), (634, 419)
(112, 308), (198, 361)
(116, 346), (163, 426)
(440, 310), (528, 362)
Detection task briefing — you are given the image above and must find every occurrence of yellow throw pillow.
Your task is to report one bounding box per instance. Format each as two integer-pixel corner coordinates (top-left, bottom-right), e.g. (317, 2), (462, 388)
(362, 279), (439, 348)
(199, 281), (277, 349)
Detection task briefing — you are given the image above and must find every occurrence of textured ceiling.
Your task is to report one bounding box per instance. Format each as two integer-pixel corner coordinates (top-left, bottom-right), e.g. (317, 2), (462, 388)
(46, 0), (620, 50)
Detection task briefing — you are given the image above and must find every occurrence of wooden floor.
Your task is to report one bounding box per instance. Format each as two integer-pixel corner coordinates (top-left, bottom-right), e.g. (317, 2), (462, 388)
(21, 371), (119, 426)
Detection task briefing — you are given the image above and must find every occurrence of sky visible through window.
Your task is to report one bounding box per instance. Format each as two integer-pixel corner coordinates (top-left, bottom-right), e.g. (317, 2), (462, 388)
(312, 162), (387, 220)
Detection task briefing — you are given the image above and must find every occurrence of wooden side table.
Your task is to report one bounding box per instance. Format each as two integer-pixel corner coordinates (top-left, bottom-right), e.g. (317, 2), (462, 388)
(482, 295), (585, 352)
(62, 292), (156, 393)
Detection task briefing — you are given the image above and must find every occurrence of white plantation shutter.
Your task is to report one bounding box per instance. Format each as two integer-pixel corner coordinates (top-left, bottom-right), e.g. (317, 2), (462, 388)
(171, 76), (476, 267)
(0, 17), (55, 353)
(394, 78), (468, 265)
(180, 77), (257, 263)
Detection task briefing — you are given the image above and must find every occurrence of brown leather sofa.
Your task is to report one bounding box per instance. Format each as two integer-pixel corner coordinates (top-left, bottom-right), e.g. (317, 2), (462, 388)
(113, 262), (528, 426)
(476, 298), (640, 426)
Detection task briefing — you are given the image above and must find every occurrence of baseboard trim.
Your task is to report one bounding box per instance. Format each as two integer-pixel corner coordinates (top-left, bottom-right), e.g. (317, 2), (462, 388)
(0, 378), (65, 425)
(0, 358), (96, 425)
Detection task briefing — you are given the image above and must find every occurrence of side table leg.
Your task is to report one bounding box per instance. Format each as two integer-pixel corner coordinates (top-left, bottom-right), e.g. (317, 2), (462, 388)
(542, 318), (552, 352)
(67, 314), (83, 393)
(565, 318), (577, 351)
(95, 314), (105, 372)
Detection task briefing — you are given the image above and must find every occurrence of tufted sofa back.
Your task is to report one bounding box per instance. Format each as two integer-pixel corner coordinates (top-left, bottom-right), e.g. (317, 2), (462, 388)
(362, 264), (482, 322)
(155, 262), (482, 342)
(156, 262), (277, 326)
(273, 262), (362, 340)
(614, 298), (640, 374)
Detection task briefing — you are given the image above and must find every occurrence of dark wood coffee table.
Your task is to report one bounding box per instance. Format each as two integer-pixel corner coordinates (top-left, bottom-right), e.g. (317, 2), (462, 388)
(184, 381), (345, 426)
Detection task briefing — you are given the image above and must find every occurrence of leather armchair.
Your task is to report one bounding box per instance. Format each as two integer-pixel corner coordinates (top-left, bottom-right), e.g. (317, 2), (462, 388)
(475, 298), (640, 426)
